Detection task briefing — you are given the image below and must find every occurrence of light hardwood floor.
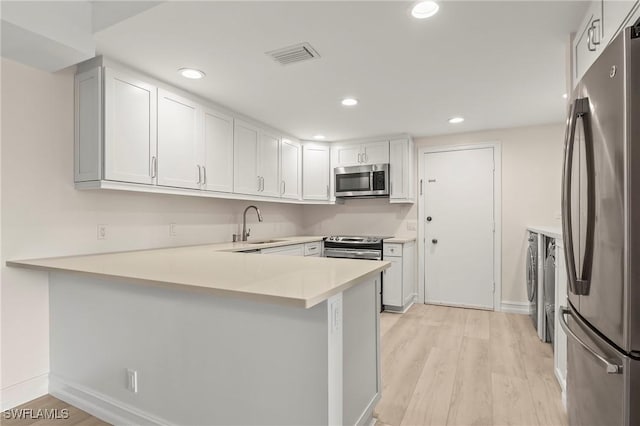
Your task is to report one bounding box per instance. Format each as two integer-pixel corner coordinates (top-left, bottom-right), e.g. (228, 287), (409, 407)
(1, 395), (109, 426)
(375, 304), (567, 426)
(3, 304), (565, 426)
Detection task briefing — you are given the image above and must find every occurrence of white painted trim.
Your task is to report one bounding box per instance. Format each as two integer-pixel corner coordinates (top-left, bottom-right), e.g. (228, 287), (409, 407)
(426, 300), (494, 311)
(49, 375), (172, 426)
(327, 293), (343, 426)
(0, 374), (48, 411)
(500, 300), (530, 315)
(417, 142), (503, 311)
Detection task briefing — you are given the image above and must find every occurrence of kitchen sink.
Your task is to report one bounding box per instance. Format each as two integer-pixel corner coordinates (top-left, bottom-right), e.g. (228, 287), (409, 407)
(246, 239), (287, 244)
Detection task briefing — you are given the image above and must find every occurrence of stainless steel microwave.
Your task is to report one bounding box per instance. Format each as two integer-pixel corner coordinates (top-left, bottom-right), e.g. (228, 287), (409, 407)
(334, 163), (389, 198)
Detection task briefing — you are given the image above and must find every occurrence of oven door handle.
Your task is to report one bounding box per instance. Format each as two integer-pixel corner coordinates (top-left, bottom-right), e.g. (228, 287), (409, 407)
(324, 248), (382, 260)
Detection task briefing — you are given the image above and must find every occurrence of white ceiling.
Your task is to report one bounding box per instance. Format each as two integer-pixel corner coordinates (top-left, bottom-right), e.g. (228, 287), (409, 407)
(93, 1), (588, 141)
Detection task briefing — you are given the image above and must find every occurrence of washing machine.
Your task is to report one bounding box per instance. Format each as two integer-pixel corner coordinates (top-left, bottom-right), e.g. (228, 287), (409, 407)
(543, 238), (556, 345)
(526, 232), (539, 332)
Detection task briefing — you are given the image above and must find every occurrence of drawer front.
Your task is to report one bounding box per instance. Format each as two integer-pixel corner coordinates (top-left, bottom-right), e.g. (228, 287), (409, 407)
(384, 243), (402, 257)
(304, 242), (322, 256)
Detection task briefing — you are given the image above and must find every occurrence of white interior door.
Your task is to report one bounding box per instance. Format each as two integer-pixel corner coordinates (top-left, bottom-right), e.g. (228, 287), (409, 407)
(423, 148), (495, 309)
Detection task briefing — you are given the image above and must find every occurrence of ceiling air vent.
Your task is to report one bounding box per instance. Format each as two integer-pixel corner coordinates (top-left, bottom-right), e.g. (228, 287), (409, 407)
(266, 42), (320, 65)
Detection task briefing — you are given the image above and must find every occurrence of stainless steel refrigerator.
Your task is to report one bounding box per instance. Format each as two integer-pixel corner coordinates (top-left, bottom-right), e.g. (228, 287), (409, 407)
(560, 23), (640, 425)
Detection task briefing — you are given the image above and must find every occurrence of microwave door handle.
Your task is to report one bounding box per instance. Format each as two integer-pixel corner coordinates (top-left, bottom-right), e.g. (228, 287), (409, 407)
(370, 172), (374, 192)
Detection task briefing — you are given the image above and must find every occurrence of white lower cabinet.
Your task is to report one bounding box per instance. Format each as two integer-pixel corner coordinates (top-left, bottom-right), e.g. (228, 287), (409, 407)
(382, 241), (416, 312)
(304, 241), (322, 257)
(554, 239), (568, 401)
(261, 244), (305, 256)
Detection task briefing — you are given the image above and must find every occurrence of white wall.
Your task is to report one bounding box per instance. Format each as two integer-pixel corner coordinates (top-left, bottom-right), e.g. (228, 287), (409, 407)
(0, 58), (304, 409)
(415, 124), (565, 304)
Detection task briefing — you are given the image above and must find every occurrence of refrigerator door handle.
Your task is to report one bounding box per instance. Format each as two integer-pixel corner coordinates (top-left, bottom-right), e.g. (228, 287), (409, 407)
(562, 97), (594, 296)
(559, 306), (623, 374)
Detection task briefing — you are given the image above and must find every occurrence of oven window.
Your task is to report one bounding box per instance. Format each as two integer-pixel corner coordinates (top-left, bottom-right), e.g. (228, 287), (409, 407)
(336, 173), (371, 192)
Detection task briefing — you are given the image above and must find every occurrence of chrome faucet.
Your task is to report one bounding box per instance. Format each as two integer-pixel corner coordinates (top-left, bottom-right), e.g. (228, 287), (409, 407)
(242, 205), (263, 241)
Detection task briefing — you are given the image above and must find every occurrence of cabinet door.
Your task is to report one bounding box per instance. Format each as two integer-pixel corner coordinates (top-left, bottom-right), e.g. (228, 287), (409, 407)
(258, 130), (280, 197)
(574, 2), (604, 85)
(157, 89), (200, 189)
(280, 138), (301, 200)
(202, 107), (233, 193)
(603, 0), (639, 45)
(303, 144), (330, 200)
(334, 145), (362, 167)
(362, 141), (389, 164)
(389, 139), (409, 199)
(383, 257), (403, 307)
(104, 68), (156, 184)
(233, 120), (260, 195)
(402, 242), (416, 305)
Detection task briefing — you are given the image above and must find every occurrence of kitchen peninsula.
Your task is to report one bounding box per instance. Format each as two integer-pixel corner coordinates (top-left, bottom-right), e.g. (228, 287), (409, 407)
(8, 237), (389, 425)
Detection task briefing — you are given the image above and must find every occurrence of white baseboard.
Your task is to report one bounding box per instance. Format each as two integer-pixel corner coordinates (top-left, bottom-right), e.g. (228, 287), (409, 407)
(0, 373), (48, 411)
(500, 300), (530, 315)
(49, 375), (172, 426)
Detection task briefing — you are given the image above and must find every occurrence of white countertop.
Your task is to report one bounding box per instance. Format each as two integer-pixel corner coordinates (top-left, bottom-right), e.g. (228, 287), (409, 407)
(527, 226), (563, 239)
(7, 236), (390, 309)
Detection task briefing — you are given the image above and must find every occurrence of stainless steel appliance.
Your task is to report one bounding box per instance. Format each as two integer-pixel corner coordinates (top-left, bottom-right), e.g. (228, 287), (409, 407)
(526, 232), (539, 332)
(323, 236), (385, 260)
(324, 236), (390, 312)
(334, 164), (389, 198)
(559, 23), (640, 426)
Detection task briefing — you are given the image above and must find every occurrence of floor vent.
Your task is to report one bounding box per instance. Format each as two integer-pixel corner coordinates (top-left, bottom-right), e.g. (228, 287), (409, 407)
(266, 42), (320, 65)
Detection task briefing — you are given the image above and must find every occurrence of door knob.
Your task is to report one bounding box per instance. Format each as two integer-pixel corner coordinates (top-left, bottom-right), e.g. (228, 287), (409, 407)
(426, 216), (432, 222)
(432, 239), (438, 244)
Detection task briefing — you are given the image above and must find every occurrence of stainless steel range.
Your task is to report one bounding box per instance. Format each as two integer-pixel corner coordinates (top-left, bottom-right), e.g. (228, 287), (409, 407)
(324, 236), (388, 260)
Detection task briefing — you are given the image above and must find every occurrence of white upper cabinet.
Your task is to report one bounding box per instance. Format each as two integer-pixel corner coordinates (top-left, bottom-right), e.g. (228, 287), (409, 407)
(334, 144), (362, 167)
(280, 138), (302, 200)
(233, 120), (260, 195)
(389, 138), (415, 203)
(103, 68), (157, 185)
(303, 143), (330, 201)
(362, 141), (390, 164)
(201, 107), (234, 193)
(333, 141), (390, 168)
(157, 89), (200, 189)
(573, 0), (639, 86)
(258, 130), (281, 197)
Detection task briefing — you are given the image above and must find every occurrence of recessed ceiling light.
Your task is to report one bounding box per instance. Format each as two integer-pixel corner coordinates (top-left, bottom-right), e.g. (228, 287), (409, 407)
(313, 134), (326, 140)
(178, 68), (205, 79)
(562, 93), (568, 99)
(448, 117), (465, 124)
(341, 98), (358, 107)
(411, 1), (439, 19)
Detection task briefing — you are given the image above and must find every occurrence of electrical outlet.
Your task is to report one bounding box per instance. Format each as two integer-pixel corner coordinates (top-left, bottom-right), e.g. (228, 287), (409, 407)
(407, 220), (417, 231)
(97, 224), (107, 240)
(126, 369), (138, 393)
(169, 223), (177, 237)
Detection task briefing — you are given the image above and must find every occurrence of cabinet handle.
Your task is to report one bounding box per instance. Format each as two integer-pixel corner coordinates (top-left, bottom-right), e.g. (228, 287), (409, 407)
(326, 185), (330, 198)
(420, 179), (423, 195)
(357, 153), (362, 163)
(197, 165), (202, 184)
(151, 156), (157, 178)
(260, 176), (264, 192)
(591, 19), (601, 46)
(587, 25), (596, 52)
(281, 180), (286, 195)
(364, 152), (368, 163)
(203, 166), (207, 185)
(257, 176), (261, 191)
